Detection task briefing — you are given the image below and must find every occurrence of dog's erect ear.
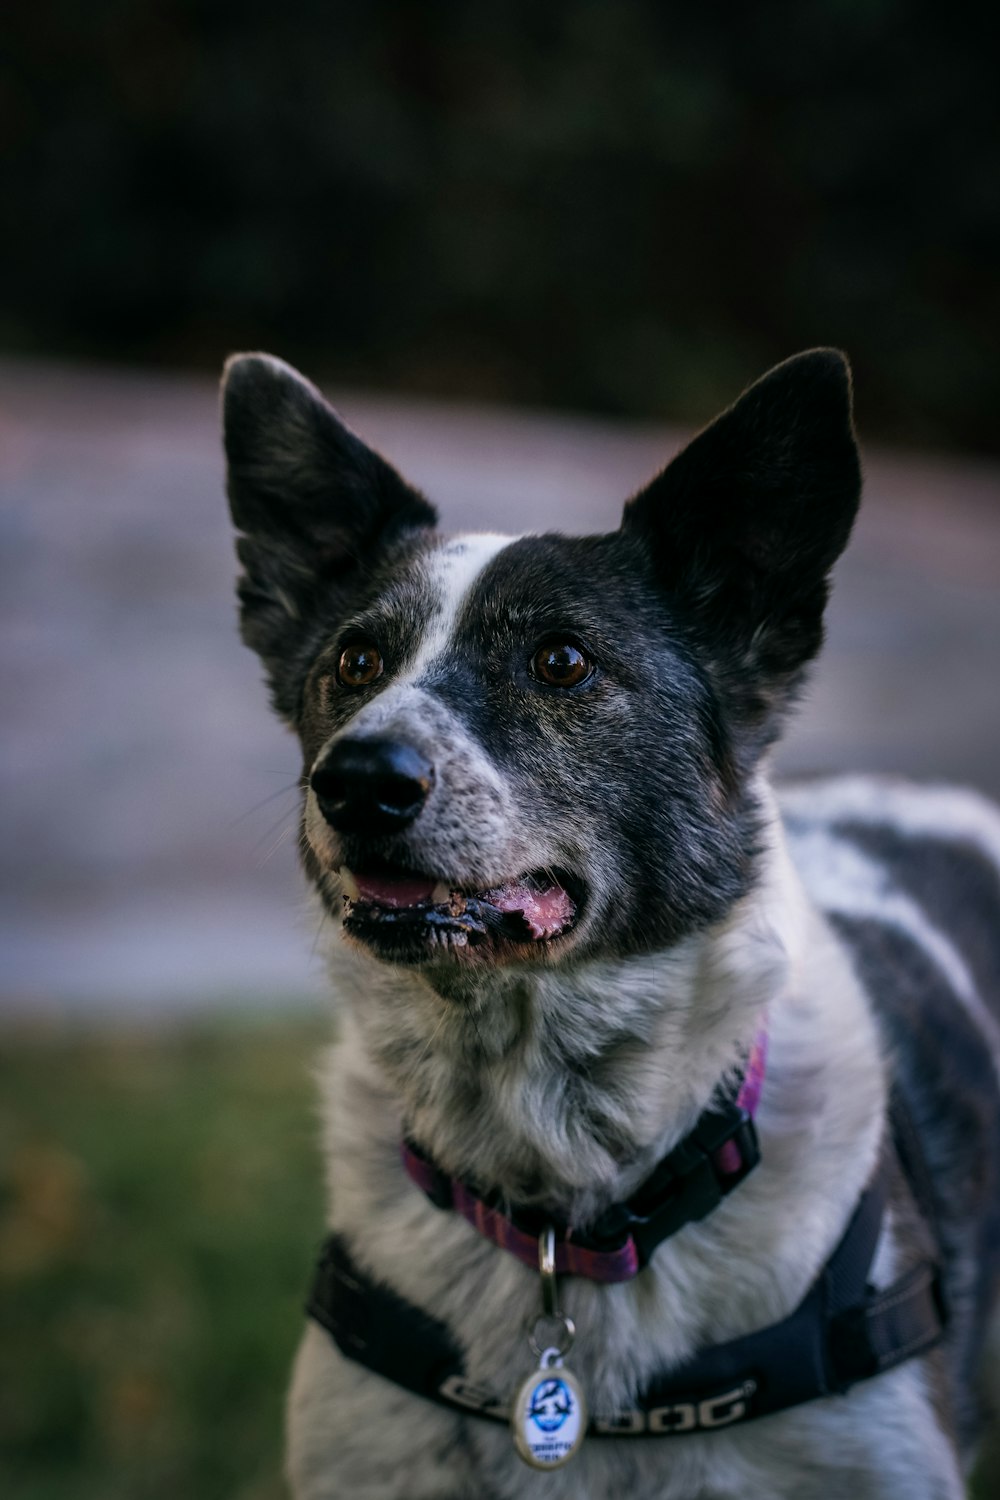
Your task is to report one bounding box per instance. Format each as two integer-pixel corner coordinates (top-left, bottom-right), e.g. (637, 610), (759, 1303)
(621, 348), (860, 729)
(222, 353), (437, 720)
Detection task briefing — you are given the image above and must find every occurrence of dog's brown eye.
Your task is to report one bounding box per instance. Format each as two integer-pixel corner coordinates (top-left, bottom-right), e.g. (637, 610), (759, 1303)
(338, 642), (384, 689)
(532, 642), (592, 688)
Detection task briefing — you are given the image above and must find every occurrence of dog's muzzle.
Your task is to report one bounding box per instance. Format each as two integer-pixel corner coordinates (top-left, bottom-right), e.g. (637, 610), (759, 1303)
(311, 737), (435, 836)
(308, 733), (582, 963)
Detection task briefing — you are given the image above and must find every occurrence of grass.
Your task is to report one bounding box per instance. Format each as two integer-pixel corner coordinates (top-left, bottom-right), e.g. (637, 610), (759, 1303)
(0, 1016), (327, 1500)
(0, 1015), (996, 1499)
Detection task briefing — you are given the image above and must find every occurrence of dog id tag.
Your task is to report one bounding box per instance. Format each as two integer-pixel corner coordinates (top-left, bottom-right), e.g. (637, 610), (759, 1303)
(511, 1345), (587, 1470)
(510, 1226), (588, 1469)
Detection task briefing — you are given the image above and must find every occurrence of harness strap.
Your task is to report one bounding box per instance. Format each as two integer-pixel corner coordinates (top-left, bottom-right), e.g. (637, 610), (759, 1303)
(306, 1150), (946, 1437)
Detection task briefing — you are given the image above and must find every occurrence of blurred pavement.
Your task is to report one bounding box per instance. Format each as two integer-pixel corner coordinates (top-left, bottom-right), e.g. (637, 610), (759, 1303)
(1, 358), (998, 1016)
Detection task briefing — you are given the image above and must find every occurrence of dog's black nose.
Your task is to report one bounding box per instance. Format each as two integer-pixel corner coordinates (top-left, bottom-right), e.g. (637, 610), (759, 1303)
(310, 738), (435, 835)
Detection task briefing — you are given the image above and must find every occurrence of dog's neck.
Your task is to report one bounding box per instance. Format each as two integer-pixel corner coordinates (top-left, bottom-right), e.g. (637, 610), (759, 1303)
(325, 787), (815, 1225)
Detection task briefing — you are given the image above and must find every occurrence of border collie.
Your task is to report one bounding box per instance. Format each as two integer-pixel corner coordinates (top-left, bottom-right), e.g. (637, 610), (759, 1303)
(222, 349), (1000, 1499)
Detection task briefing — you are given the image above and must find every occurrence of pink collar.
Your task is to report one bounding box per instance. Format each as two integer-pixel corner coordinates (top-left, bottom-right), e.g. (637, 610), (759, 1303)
(403, 1027), (768, 1283)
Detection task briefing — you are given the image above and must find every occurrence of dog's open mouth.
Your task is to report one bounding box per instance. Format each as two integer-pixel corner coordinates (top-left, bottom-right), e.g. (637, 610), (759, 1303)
(338, 863), (581, 960)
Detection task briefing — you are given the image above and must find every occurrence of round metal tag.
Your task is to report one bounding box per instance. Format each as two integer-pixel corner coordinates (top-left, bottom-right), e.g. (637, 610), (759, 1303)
(511, 1356), (587, 1470)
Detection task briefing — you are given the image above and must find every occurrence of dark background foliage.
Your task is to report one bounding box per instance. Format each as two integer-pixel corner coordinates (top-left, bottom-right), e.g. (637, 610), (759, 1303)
(3, 0), (998, 449)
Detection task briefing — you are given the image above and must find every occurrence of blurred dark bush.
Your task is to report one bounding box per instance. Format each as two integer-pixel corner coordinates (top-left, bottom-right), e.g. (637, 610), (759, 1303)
(2, 0), (997, 449)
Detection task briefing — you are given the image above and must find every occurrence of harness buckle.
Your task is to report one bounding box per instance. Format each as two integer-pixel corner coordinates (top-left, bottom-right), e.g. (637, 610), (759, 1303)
(623, 1110), (761, 1268)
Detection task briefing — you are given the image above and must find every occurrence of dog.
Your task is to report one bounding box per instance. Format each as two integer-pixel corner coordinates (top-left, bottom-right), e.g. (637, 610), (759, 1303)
(221, 348), (1000, 1499)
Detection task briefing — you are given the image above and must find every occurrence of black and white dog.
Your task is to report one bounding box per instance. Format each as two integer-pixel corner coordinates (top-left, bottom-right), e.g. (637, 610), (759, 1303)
(222, 349), (1000, 1499)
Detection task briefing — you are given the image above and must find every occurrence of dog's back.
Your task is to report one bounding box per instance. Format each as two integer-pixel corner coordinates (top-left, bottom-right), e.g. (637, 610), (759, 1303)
(783, 775), (1000, 1459)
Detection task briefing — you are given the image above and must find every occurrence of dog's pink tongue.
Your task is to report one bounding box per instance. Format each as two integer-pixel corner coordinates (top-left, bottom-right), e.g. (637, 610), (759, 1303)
(484, 881), (575, 940)
(353, 872), (436, 909)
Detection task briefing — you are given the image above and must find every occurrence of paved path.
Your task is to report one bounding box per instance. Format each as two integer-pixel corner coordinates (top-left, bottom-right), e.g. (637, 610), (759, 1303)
(2, 358), (998, 1016)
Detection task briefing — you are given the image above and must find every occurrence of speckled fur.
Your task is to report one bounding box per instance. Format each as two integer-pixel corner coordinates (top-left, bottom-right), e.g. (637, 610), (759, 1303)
(221, 352), (1000, 1499)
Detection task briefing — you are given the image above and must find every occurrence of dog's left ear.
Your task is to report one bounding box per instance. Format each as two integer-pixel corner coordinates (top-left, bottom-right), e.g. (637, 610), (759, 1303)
(622, 348), (861, 723)
(222, 353), (437, 721)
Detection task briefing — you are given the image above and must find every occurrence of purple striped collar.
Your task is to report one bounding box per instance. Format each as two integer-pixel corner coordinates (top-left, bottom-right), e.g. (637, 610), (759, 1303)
(402, 1026), (768, 1283)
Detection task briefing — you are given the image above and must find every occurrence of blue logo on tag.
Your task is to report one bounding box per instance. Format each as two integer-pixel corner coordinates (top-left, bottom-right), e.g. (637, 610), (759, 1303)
(529, 1377), (573, 1433)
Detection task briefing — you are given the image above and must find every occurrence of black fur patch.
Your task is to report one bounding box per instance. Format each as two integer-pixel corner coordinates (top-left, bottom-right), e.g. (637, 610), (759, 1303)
(622, 349), (860, 757)
(222, 354), (436, 721)
(831, 911), (1000, 1456)
(834, 822), (1000, 1012)
(425, 531), (758, 956)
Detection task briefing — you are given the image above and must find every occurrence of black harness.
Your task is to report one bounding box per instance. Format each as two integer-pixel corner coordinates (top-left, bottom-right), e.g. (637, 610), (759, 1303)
(307, 1122), (947, 1438)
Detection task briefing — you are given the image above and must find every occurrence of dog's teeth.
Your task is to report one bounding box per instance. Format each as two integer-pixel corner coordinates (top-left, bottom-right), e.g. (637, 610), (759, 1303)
(432, 881), (451, 904)
(338, 867), (360, 901)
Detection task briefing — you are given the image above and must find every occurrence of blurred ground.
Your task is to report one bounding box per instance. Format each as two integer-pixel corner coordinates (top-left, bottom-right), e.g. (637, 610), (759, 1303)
(0, 1019), (325, 1500)
(1, 356), (999, 1015)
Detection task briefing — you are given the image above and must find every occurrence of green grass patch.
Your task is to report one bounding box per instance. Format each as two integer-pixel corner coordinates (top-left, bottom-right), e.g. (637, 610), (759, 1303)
(0, 1016), (327, 1500)
(1, 1015), (996, 1498)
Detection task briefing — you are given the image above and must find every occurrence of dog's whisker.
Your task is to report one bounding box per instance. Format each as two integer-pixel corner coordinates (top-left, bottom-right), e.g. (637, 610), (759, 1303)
(247, 804), (299, 857)
(246, 765), (308, 776)
(227, 781), (302, 829)
(309, 901), (332, 961)
(254, 821), (296, 869)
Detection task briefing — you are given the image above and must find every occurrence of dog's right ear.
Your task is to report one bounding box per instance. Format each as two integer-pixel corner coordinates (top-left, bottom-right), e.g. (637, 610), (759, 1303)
(222, 353), (437, 721)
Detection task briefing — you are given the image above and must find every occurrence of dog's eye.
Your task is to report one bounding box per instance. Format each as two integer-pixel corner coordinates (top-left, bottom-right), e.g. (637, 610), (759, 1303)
(337, 641), (384, 689)
(531, 641), (593, 688)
